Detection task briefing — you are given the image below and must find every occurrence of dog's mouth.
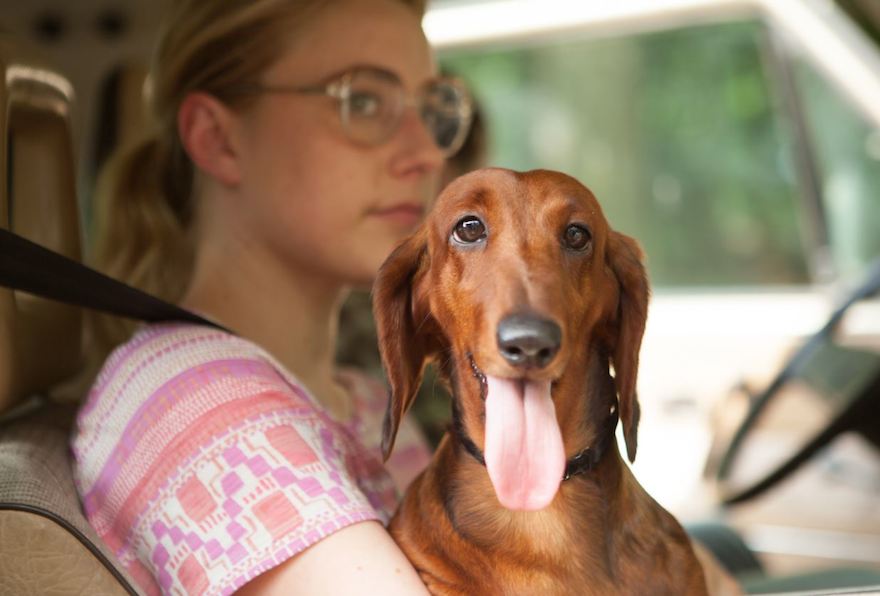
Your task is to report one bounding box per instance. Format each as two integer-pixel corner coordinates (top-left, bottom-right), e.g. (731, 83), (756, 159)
(467, 354), (566, 511)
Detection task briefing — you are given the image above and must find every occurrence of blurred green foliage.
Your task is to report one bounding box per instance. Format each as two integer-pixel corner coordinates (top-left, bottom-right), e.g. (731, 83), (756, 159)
(441, 21), (811, 288)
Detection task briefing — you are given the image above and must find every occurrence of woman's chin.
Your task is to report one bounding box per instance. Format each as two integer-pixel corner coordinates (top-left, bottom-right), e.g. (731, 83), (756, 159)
(339, 226), (420, 288)
(343, 254), (392, 289)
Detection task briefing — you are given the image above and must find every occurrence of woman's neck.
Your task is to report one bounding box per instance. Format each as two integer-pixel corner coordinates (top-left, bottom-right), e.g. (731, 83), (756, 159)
(180, 231), (353, 419)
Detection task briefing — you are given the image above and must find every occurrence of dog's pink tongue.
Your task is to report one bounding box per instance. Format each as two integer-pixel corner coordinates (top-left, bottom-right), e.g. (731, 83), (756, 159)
(484, 375), (565, 511)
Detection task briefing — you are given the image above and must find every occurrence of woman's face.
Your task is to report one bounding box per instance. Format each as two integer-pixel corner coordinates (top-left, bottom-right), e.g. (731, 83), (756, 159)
(230, 0), (444, 287)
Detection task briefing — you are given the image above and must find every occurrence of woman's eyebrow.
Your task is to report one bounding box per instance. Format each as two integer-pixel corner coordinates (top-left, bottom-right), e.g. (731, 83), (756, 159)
(314, 63), (401, 85)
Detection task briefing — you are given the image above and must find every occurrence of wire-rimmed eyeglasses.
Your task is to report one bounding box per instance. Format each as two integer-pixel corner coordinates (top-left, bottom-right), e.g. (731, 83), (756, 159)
(232, 66), (475, 157)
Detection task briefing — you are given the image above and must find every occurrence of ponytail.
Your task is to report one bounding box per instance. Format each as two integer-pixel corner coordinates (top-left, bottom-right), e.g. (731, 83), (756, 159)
(87, 129), (194, 357)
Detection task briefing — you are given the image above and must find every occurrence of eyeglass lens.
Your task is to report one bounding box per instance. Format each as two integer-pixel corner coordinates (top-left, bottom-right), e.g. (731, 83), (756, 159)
(342, 69), (472, 155)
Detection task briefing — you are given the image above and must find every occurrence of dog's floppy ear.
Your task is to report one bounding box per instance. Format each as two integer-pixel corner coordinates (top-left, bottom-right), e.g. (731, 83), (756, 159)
(372, 228), (436, 461)
(606, 231), (649, 463)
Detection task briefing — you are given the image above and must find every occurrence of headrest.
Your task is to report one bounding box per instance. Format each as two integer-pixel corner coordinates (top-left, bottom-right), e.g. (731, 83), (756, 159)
(0, 35), (82, 415)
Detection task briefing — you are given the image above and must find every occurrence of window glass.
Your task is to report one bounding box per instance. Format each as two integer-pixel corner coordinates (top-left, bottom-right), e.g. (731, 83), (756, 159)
(794, 59), (880, 282)
(441, 21), (810, 288)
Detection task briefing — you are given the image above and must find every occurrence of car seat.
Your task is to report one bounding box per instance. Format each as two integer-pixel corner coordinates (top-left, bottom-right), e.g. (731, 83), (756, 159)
(0, 34), (138, 595)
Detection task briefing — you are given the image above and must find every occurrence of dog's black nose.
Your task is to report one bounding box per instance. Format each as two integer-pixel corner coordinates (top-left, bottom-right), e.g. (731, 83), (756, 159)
(496, 314), (561, 370)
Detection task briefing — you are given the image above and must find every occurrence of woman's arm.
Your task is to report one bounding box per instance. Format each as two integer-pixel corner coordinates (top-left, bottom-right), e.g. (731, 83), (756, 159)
(236, 520), (429, 595)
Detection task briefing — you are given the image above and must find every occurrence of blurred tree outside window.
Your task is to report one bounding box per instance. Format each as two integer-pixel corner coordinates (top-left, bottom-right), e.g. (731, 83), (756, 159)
(441, 21), (812, 289)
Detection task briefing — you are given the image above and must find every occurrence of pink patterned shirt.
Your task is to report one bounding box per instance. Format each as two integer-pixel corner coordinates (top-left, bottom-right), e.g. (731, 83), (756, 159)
(72, 322), (431, 595)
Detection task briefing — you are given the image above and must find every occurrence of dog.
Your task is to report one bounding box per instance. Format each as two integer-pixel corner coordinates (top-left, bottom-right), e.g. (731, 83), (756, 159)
(373, 168), (733, 595)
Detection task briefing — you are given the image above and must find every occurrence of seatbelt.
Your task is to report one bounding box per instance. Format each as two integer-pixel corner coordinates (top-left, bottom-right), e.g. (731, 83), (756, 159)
(0, 227), (229, 332)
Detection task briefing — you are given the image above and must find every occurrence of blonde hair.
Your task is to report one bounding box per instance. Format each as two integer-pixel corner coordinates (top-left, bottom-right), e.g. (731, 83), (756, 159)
(89, 0), (427, 356)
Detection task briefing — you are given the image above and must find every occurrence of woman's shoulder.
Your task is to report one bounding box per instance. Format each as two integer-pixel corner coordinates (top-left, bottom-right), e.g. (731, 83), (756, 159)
(95, 322), (267, 386)
(74, 323), (316, 458)
(89, 322), (294, 399)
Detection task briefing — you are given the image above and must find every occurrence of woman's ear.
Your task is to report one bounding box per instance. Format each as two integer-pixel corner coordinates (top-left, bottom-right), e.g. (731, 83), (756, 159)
(177, 92), (242, 187)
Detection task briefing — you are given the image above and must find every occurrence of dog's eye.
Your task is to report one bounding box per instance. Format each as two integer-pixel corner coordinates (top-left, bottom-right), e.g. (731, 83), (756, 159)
(563, 224), (592, 251)
(452, 216), (487, 244)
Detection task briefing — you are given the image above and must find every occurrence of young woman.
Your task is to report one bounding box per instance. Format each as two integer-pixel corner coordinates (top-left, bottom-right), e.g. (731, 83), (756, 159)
(71, 1), (473, 593)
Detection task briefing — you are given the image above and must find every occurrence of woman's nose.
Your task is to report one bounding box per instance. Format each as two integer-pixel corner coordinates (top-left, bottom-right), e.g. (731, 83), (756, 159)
(389, 106), (445, 177)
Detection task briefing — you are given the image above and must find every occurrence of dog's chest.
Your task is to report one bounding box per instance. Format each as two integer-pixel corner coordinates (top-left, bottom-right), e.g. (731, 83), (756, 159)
(432, 509), (617, 595)
(462, 562), (617, 596)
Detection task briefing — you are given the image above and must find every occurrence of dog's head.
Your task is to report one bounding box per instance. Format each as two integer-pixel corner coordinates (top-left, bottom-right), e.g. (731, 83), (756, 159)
(373, 168), (648, 509)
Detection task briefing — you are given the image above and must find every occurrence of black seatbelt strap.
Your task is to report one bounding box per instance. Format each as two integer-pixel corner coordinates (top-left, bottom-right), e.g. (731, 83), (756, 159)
(0, 228), (229, 332)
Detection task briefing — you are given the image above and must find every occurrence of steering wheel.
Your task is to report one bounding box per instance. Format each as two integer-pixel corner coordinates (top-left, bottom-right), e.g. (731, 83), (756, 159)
(715, 259), (880, 506)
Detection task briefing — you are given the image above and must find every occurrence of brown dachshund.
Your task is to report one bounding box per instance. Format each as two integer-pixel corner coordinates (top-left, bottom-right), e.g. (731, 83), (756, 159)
(374, 168), (720, 595)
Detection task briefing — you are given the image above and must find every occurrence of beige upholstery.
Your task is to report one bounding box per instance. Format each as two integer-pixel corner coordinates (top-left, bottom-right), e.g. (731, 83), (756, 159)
(0, 404), (136, 595)
(0, 34), (137, 595)
(0, 34), (82, 414)
(0, 511), (125, 595)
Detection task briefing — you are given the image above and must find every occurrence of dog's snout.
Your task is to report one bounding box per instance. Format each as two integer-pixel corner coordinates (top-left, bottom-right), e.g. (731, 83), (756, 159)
(496, 314), (561, 370)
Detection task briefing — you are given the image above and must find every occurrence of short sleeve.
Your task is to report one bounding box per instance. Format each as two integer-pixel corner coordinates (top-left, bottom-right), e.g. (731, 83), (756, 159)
(73, 325), (390, 596)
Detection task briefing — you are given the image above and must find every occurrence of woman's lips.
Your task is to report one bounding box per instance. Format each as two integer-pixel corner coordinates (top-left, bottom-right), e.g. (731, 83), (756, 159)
(369, 203), (425, 227)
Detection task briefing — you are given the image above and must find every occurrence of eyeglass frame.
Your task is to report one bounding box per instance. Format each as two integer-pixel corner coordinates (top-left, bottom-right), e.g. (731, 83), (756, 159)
(228, 65), (475, 157)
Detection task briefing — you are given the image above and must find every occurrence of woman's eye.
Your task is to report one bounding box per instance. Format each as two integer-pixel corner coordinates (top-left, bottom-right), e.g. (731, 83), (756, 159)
(348, 91), (382, 117)
(452, 216), (487, 244)
(563, 224), (592, 251)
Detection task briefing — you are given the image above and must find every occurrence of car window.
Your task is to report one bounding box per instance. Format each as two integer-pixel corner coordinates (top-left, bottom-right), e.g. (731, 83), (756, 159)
(441, 21), (811, 288)
(794, 58), (880, 283)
